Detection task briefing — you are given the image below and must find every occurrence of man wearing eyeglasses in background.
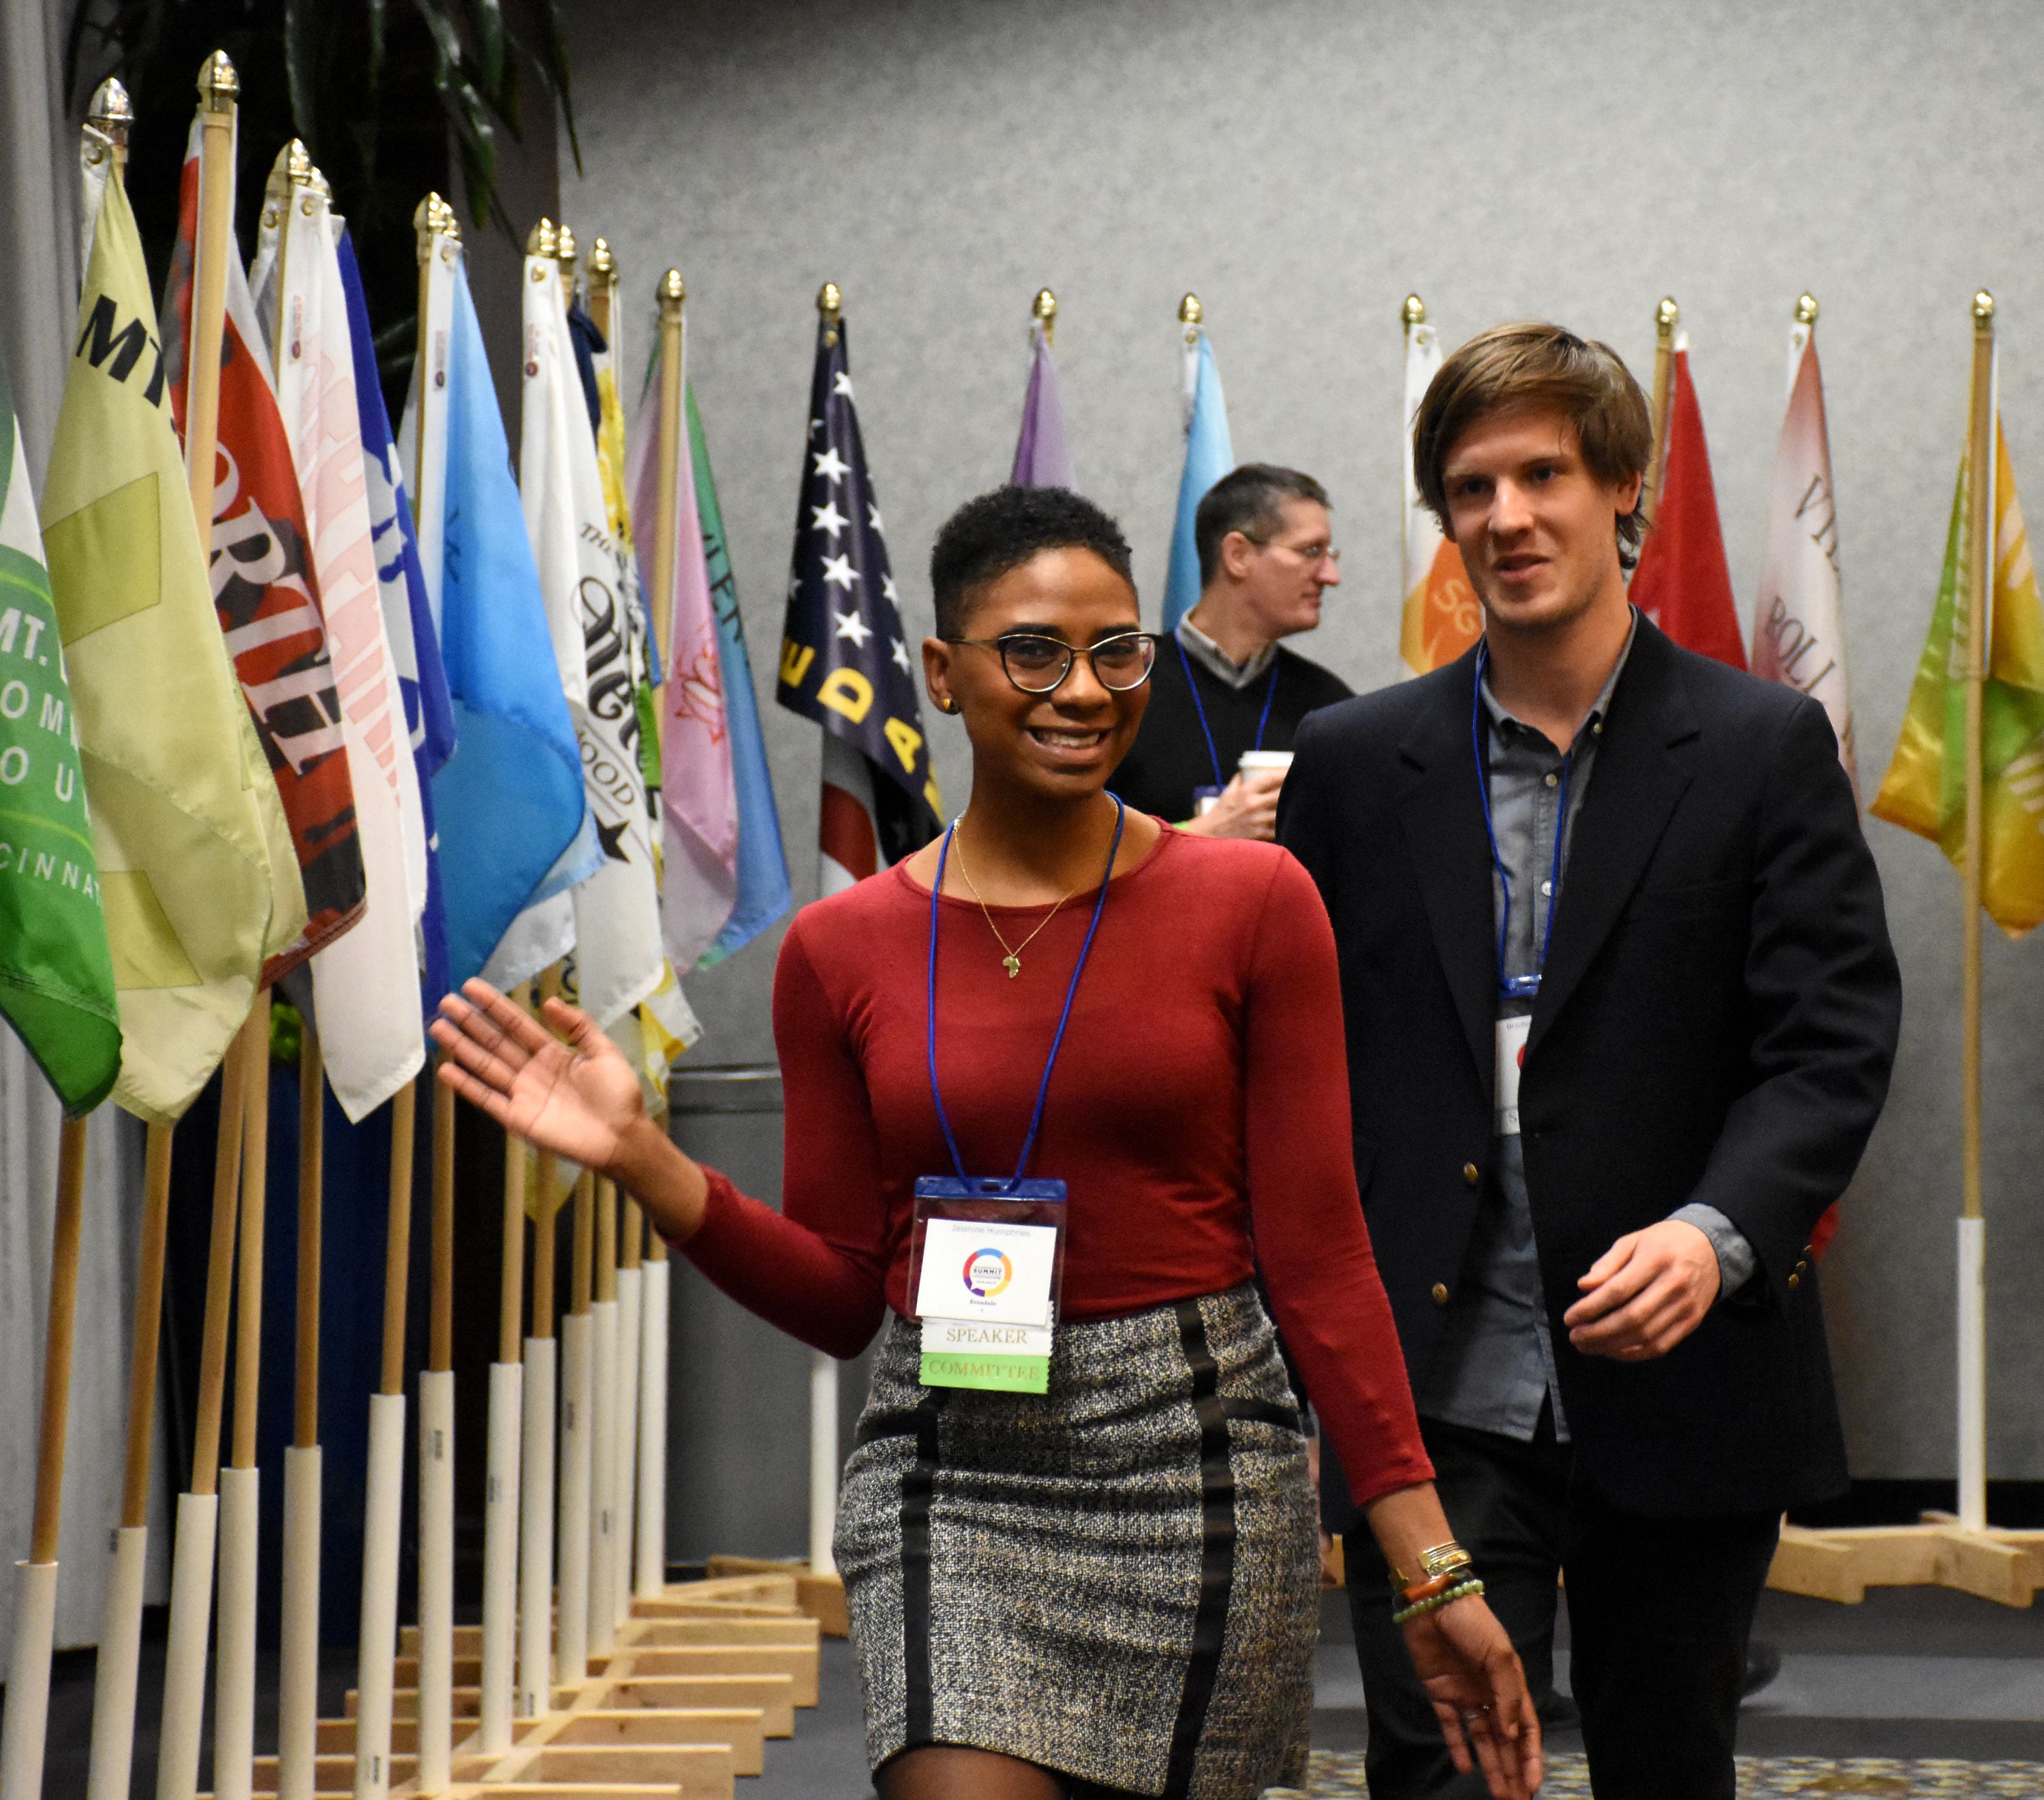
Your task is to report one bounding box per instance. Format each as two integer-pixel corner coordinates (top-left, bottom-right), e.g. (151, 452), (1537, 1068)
(1108, 464), (1351, 838)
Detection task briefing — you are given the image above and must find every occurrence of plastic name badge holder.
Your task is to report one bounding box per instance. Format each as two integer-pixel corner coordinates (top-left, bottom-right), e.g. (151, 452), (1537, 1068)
(908, 1176), (1068, 1394)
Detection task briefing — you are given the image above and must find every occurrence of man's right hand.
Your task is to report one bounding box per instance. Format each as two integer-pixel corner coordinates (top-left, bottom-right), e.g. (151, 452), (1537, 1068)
(1181, 768), (1285, 840)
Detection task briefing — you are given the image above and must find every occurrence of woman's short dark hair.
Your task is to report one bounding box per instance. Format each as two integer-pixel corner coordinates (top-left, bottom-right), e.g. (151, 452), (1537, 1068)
(929, 486), (1135, 638)
(1412, 321), (1653, 569)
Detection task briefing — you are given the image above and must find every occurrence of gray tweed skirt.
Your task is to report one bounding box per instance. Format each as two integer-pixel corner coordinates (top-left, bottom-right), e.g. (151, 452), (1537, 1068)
(835, 1282), (1318, 1799)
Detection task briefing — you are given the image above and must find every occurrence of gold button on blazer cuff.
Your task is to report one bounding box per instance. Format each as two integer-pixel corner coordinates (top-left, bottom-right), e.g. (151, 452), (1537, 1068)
(1461, 1162), (1481, 1187)
(1431, 1282), (1451, 1307)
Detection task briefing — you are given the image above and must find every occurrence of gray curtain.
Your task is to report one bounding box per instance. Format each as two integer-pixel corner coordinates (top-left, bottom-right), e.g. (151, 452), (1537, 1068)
(0, 0), (166, 1652)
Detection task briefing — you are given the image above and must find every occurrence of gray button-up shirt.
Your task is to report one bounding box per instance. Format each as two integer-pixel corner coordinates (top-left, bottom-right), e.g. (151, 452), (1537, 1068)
(1418, 616), (1756, 1444)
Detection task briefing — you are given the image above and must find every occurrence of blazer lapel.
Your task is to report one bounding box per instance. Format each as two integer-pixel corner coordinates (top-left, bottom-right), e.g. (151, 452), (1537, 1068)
(1528, 620), (1700, 1054)
(1395, 650), (1497, 1087)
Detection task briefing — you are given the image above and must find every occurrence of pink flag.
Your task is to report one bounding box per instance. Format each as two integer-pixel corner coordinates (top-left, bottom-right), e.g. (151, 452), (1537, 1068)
(630, 376), (737, 968)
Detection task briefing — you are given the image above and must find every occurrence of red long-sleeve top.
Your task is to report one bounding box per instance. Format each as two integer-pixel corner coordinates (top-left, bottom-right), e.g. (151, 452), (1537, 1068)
(681, 827), (1432, 1506)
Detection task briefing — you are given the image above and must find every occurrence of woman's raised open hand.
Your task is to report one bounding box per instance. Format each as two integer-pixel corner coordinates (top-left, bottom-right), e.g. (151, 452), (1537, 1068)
(431, 979), (645, 1173)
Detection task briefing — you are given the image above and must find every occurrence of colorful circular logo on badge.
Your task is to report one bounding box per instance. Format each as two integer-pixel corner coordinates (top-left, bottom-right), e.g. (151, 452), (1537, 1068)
(961, 1247), (1012, 1299)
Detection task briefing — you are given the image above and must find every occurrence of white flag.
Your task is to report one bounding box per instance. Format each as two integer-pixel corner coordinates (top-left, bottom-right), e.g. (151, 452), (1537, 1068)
(502, 256), (663, 1027)
(1752, 324), (1857, 788)
(1398, 310), (1480, 679)
(270, 184), (427, 1117)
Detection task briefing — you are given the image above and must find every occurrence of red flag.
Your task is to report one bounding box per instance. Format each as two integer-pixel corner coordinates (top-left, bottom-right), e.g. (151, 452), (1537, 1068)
(163, 123), (365, 980)
(1630, 345), (1746, 670)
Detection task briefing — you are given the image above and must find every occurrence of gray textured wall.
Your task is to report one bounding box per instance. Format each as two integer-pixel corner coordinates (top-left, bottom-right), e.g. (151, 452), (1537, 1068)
(565, 0), (2044, 1485)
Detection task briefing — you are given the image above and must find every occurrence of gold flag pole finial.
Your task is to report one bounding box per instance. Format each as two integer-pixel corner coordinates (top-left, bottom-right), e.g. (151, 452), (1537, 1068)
(1402, 294), (1427, 328)
(1656, 295), (1680, 337)
(1795, 293), (1820, 326)
(557, 221), (578, 288)
(660, 268), (687, 315)
(198, 49), (238, 111)
(1034, 287), (1058, 347)
(87, 77), (134, 177)
(525, 217), (558, 259)
(1179, 292), (1203, 348)
(1975, 289), (1996, 328)
(589, 236), (616, 280)
(587, 236), (618, 341)
(819, 280), (842, 346)
(415, 191), (450, 264)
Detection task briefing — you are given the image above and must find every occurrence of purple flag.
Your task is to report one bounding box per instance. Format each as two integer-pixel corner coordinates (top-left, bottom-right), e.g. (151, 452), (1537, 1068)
(1009, 320), (1076, 488)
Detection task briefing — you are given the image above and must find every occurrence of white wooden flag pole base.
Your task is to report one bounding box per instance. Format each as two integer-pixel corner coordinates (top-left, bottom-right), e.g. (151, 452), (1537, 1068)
(212, 1465), (261, 1800)
(352, 1390), (406, 1800)
(809, 1349), (839, 1576)
(154, 1490), (219, 1800)
(589, 1297), (620, 1651)
(277, 1444), (321, 1800)
(479, 1360), (523, 1753)
(556, 1308), (593, 1683)
(634, 1259), (669, 1598)
(610, 1263), (642, 1621)
(1957, 1215), (1987, 1534)
(417, 1367), (456, 1792)
(517, 1336), (558, 1720)
(1, 1559), (61, 1800)
(84, 1524), (151, 1800)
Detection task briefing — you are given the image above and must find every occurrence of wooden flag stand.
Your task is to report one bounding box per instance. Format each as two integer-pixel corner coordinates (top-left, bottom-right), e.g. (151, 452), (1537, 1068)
(1765, 292), (2041, 1613)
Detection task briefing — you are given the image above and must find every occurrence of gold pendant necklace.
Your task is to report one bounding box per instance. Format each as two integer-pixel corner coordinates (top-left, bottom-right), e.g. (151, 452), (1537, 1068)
(950, 818), (1080, 978)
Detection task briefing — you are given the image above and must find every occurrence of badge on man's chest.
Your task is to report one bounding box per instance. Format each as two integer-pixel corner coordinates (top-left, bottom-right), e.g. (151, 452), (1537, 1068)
(908, 1177), (1068, 1394)
(1495, 1016), (1530, 1138)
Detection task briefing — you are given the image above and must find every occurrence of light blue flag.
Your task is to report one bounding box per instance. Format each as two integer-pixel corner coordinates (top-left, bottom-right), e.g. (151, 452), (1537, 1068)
(337, 231), (455, 1012)
(691, 383), (791, 963)
(432, 264), (597, 988)
(1161, 330), (1235, 631)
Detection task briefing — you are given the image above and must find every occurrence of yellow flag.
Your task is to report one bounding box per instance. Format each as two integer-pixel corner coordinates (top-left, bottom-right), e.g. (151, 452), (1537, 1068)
(40, 172), (304, 1123)
(1871, 415), (2044, 936)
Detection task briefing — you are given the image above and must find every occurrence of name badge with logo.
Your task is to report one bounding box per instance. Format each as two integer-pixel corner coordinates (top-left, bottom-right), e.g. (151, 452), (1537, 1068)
(908, 1176), (1067, 1394)
(1495, 1015), (1530, 1138)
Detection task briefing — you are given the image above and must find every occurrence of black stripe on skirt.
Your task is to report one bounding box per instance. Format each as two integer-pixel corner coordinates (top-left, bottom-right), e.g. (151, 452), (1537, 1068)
(1162, 1297), (1238, 1798)
(899, 1395), (945, 1745)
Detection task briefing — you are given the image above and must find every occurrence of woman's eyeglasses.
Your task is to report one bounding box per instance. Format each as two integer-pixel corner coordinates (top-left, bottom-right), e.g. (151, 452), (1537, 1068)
(944, 631), (1159, 695)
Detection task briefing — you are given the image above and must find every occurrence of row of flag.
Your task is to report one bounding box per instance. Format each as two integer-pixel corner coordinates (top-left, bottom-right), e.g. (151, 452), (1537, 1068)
(0, 112), (822, 1136)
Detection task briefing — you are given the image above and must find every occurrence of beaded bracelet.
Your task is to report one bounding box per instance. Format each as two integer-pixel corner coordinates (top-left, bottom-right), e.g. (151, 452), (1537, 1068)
(1392, 1577), (1485, 1626)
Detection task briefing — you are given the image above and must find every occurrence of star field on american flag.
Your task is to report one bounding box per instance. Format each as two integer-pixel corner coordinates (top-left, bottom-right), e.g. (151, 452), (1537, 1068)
(777, 305), (943, 857)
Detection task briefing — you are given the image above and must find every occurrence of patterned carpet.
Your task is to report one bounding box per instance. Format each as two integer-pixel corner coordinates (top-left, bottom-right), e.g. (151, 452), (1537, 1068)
(1271, 1752), (2044, 1797)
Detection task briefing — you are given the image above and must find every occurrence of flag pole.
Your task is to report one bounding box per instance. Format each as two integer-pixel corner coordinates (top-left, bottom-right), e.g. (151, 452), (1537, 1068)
(1957, 290), (1995, 1536)
(589, 1176), (621, 1651)
(1645, 296), (1678, 523)
(155, 1009), (256, 1800)
(0, 1115), (90, 1800)
(76, 131), (167, 1800)
(481, 980), (531, 1752)
(262, 135), (325, 1800)
(418, 1064), (457, 1791)
(84, 1125), (172, 1800)
(612, 1193), (642, 1620)
(557, 1166), (596, 1683)
(520, 964), (565, 1717)
(352, 1073), (417, 1799)
(1401, 294), (1427, 603)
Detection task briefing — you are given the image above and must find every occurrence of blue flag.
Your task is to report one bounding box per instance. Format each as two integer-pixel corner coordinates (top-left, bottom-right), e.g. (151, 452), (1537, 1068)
(691, 383), (791, 963)
(1162, 328), (1235, 632)
(337, 232), (455, 1012)
(430, 263), (595, 988)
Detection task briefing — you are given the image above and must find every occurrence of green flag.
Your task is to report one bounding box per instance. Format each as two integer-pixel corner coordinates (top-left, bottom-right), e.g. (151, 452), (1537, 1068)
(0, 347), (121, 1113)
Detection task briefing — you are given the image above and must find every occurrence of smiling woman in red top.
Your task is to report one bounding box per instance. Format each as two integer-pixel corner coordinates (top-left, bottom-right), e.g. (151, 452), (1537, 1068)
(432, 486), (1538, 1800)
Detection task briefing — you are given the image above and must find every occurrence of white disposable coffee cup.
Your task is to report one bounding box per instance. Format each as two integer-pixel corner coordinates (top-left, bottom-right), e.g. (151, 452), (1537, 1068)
(1237, 749), (1294, 779)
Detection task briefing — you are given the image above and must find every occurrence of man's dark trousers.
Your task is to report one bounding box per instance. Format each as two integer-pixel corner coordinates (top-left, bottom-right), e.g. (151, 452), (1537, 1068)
(1343, 1415), (1778, 1799)
(1279, 617), (1901, 1799)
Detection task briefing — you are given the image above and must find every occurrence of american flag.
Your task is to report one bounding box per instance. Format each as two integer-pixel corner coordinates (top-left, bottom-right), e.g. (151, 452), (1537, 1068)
(777, 298), (941, 892)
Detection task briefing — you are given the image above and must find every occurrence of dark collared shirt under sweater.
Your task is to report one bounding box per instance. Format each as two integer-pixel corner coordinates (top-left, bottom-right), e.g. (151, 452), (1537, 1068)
(1418, 615), (1755, 1444)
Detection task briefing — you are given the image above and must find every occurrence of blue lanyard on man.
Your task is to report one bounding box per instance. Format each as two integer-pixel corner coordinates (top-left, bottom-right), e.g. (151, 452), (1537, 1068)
(1177, 634), (1281, 794)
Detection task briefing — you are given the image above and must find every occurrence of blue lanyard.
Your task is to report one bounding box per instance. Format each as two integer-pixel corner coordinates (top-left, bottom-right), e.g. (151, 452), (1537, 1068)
(926, 796), (1127, 1187)
(1177, 636), (1281, 792)
(1470, 643), (1573, 999)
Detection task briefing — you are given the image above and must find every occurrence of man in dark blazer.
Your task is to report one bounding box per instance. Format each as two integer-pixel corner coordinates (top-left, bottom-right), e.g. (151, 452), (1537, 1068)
(1278, 322), (1900, 1799)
